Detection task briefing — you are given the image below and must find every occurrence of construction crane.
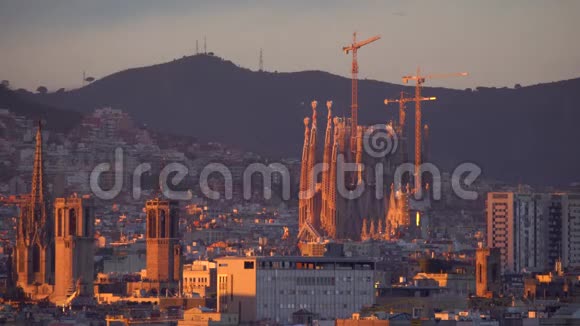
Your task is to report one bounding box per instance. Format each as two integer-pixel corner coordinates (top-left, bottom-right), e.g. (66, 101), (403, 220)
(402, 68), (468, 193)
(0, 194), (26, 207)
(384, 91), (436, 136)
(343, 32), (380, 151)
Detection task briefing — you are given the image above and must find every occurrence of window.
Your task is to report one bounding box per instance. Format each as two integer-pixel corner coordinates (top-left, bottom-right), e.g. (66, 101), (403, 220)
(148, 210), (156, 238)
(244, 261), (255, 269)
(84, 206), (91, 237)
(18, 248), (25, 272)
(57, 209), (63, 237)
(160, 210), (166, 238)
(32, 244), (41, 273)
(69, 208), (77, 236)
(170, 208), (177, 238)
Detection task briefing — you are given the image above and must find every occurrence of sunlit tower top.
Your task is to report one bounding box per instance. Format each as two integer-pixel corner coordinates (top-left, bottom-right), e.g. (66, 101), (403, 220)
(342, 32), (380, 152)
(30, 120), (46, 207)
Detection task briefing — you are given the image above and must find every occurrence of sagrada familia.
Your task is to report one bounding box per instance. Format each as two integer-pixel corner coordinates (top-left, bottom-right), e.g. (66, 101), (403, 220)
(297, 100), (418, 242)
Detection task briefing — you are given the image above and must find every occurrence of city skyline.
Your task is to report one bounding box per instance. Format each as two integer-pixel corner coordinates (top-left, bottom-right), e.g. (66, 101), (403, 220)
(1, 0), (579, 90)
(2, 2), (580, 324)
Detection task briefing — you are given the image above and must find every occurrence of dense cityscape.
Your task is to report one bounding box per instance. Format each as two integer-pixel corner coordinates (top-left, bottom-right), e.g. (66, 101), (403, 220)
(1, 2), (580, 326)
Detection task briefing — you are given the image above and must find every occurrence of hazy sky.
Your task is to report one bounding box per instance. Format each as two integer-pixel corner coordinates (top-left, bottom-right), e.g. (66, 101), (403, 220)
(1, 0), (578, 90)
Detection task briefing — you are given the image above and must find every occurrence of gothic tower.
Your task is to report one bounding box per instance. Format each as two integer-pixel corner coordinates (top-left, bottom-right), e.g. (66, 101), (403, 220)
(145, 198), (181, 294)
(53, 196), (94, 300)
(15, 121), (54, 297)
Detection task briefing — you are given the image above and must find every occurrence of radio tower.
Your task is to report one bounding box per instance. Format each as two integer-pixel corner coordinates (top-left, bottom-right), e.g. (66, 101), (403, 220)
(342, 32), (380, 152)
(204, 36), (207, 54)
(259, 48), (263, 72)
(196, 40), (199, 54)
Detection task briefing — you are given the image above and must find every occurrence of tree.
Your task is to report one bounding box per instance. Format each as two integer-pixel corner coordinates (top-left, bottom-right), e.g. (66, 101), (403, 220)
(36, 86), (48, 94)
(514, 83), (522, 89)
(1, 80), (9, 88)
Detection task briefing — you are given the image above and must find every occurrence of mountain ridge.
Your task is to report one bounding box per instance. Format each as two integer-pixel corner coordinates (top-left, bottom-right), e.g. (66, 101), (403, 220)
(25, 54), (580, 186)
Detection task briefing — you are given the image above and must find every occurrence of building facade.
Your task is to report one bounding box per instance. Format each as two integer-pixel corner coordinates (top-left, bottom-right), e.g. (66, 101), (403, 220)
(561, 194), (580, 268)
(487, 191), (580, 274)
(486, 192), (515, 273)
(14, 122), (54, 299)
(216, 256), (375, 324)
(513, 193), (548, 272)
(53, 196), (95, 301)
(183, 261), (216, 298)
(144, 198), (182, 295)
(475, 247), (501, 298)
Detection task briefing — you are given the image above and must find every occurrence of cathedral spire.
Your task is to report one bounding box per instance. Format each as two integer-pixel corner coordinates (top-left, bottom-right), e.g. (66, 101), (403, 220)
(320, 101), (334, 234)
(298, 117), (311, 231)
(307, 101), (319, 229)
(30, 120), (46, 204)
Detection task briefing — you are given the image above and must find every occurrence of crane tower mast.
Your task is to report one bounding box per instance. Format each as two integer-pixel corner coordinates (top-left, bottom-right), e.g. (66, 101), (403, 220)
(402, 68), (468, 193)
(343, 33), (380, 151)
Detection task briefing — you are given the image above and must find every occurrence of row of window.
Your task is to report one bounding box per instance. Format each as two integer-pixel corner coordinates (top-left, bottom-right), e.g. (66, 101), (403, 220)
(258, 261), (373, 270)
(147, 209), (178, 238)
(184, 277), (209, 283)
(278, 289), (369, 295)
(56, 207), (91, 237)
(263, 303), (355, 309)
(264, 275), (372, 283)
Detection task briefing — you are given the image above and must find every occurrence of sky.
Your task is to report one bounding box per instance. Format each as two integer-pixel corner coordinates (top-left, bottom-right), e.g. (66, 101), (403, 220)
(0, 0), (579, 90)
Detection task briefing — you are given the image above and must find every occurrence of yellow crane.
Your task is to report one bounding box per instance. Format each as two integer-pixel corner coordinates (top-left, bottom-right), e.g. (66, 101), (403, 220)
(384, 91), (436, 137)
(343, 32), (380, 152)
(401, 68), (468, 193)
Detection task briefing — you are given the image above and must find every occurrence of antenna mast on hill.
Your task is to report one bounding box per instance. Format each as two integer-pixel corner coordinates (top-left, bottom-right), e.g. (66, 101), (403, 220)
(204, 36), (207, 54)
(259, 48), (263, 72)
(196, 40), (199, 54)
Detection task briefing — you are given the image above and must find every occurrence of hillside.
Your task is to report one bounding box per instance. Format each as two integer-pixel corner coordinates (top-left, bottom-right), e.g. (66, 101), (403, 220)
(0, 85), (82, 132)
(28, 54), (580, 186)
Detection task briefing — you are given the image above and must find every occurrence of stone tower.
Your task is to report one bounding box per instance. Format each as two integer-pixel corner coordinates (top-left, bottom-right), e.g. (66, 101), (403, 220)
(476, 247), (502, 298)
(15, 121), (54, 298)
(53, 195), (94, 300)
(145, 198), (181, 294)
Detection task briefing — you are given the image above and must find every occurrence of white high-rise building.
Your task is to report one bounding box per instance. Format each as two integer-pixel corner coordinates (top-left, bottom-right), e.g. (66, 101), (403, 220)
(514, 193), (549, 273)
(215, 256), (375, 324)
(562, 194), (580, 268)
